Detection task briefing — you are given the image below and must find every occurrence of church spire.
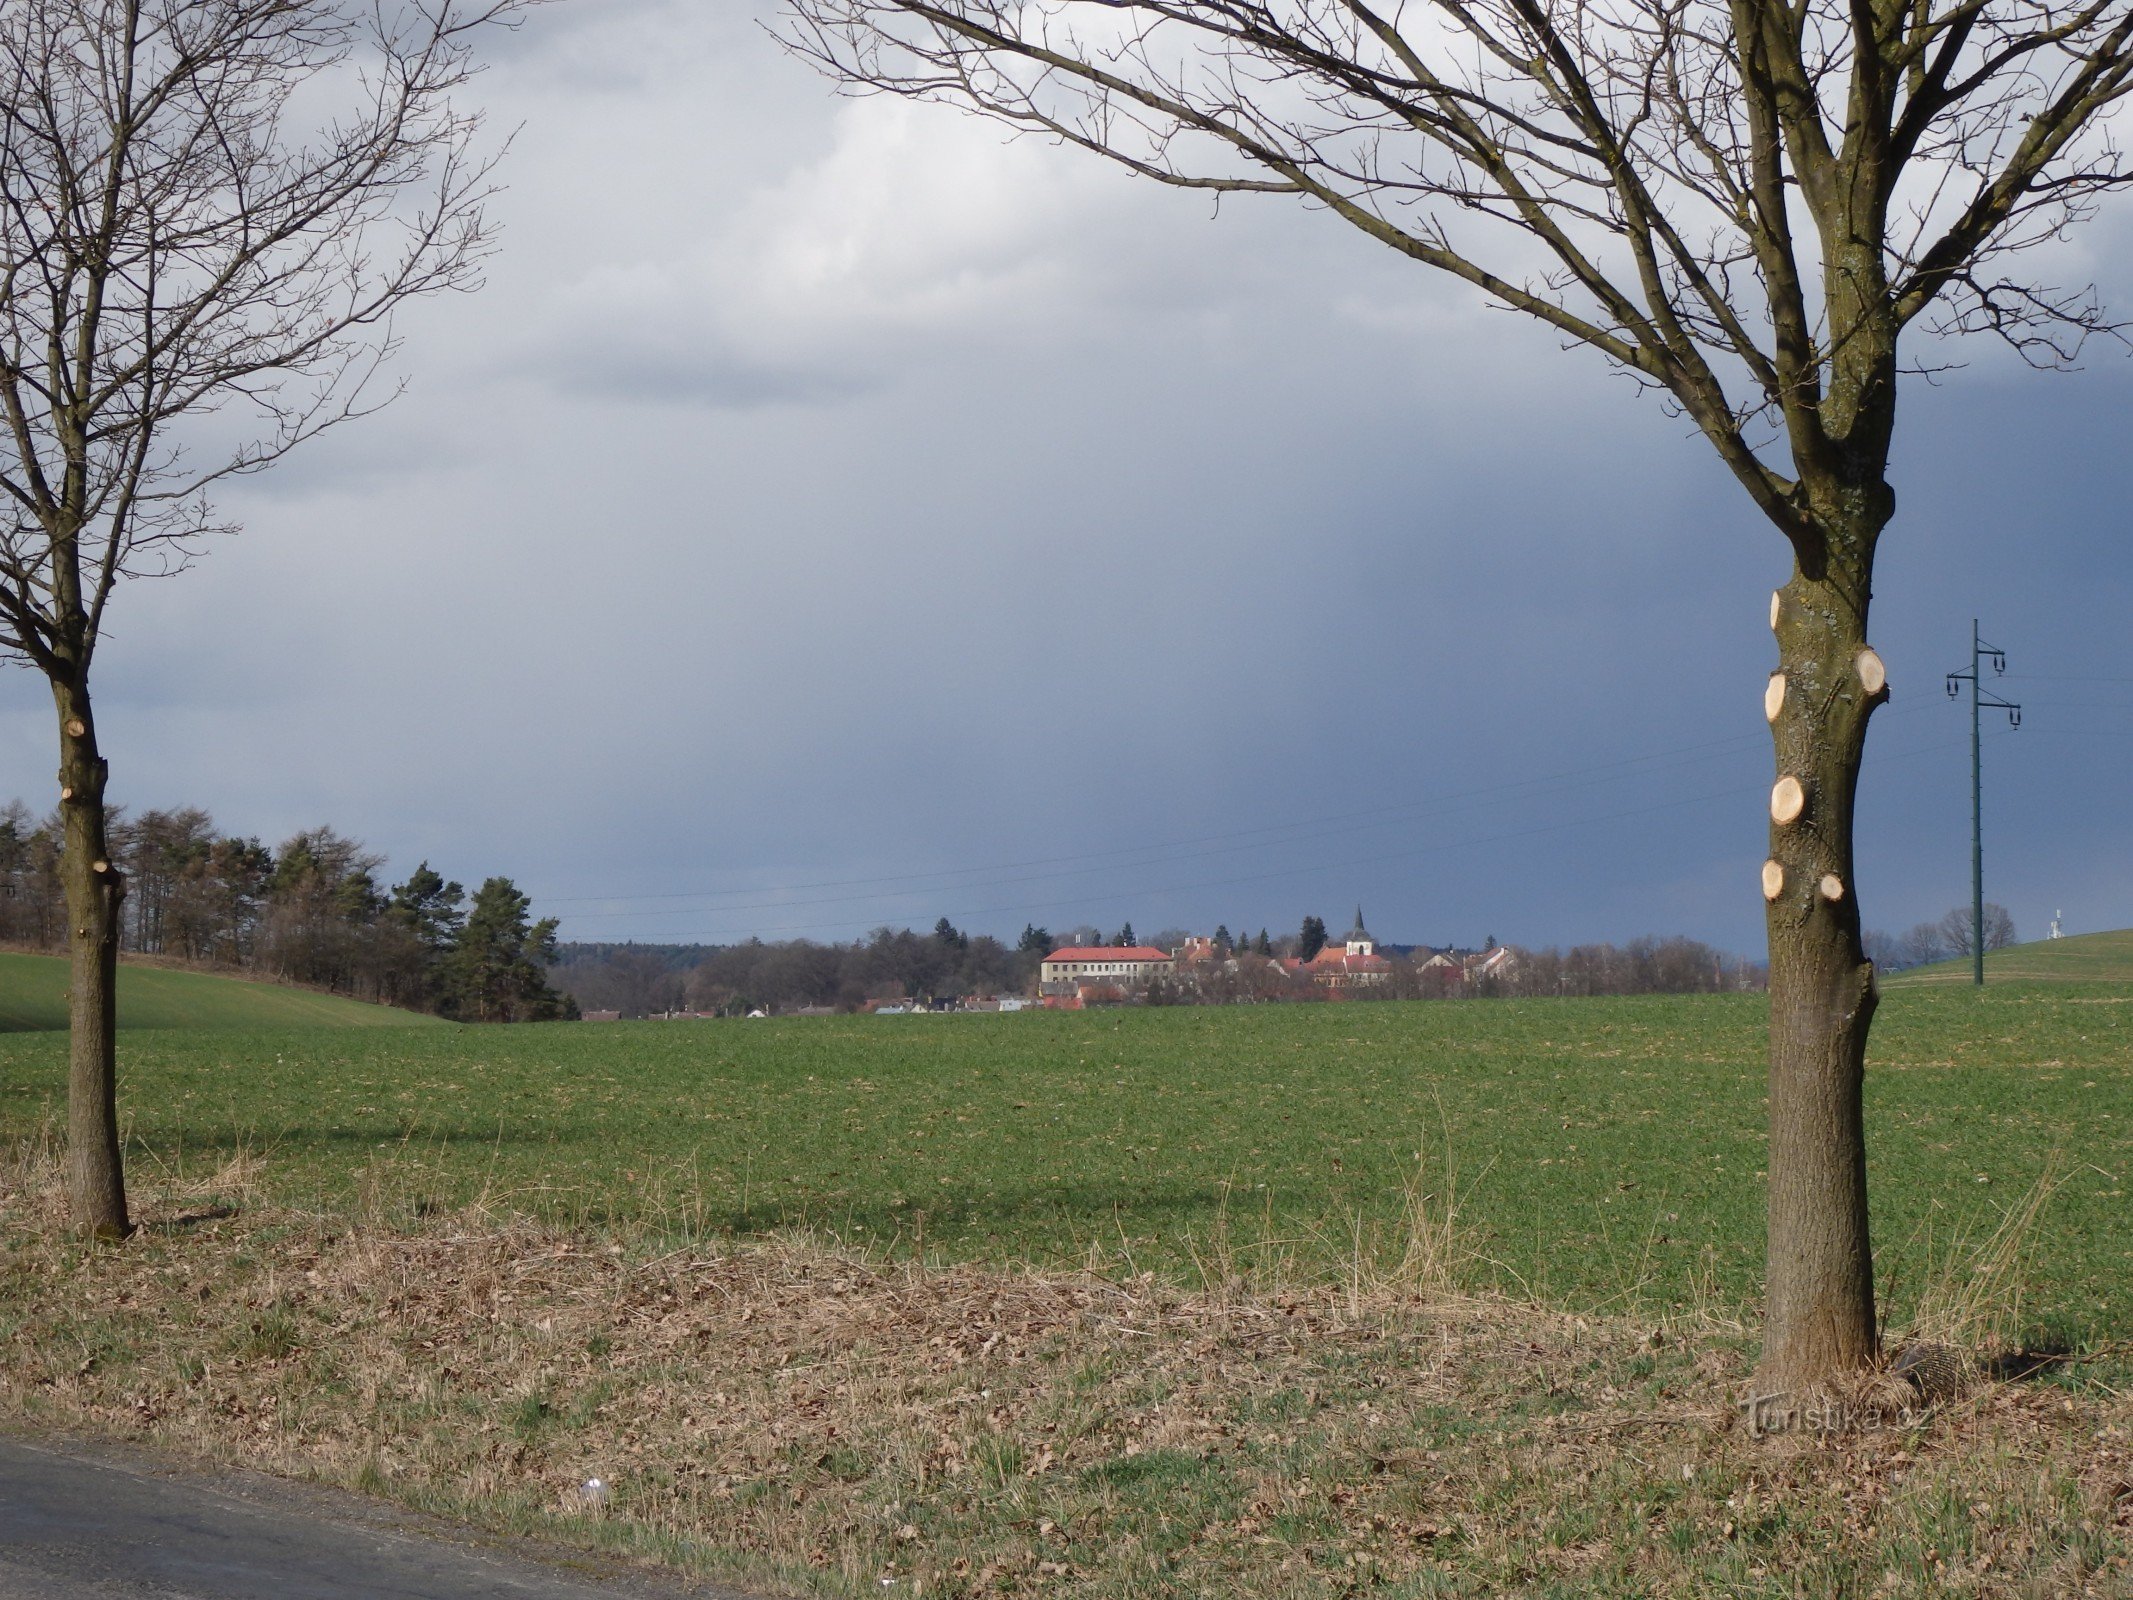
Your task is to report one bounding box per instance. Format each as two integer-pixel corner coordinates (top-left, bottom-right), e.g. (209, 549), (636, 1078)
(1346, 906), (1374, 955)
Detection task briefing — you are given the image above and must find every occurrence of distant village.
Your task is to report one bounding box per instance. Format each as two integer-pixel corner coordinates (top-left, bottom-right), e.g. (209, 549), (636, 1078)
(1027, 911), (1515, 1011)
(563, 910), (1757, 1020)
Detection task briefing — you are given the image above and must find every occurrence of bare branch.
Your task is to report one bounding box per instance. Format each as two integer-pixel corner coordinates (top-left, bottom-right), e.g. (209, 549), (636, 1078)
(783, 0), (2133, 552)
(0, 0), (534, 677)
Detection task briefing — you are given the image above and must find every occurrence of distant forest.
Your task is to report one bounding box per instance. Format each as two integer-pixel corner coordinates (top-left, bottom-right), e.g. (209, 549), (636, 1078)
(0, 800), (572, 1022)
(553, 920), (1051, 1018)
(15, 791), (1993, 1023)
(552, 920), (1767, 1017)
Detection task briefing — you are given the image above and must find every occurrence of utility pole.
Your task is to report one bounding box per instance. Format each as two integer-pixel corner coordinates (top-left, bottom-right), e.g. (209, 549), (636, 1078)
(1946, 621), (2021, 986)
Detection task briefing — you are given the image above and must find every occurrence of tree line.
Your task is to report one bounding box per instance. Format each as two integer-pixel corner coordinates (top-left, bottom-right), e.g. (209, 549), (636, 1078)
(554, 921), (1035, 1017)
(0, 801), (572, 1022)
(556, 920), (1210, 1017)
(1147, 935), (1762, 1004)
(1865, 905), (2018, 971)
(552, 920), (1763, 1016)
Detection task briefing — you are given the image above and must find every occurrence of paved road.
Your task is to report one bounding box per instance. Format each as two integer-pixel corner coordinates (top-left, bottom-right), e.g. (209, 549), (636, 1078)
(0, 1433), (755, 1599)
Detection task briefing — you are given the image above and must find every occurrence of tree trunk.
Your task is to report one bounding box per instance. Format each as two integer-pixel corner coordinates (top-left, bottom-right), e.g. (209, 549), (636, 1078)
(54, 679), (130, 1239)
(1758, 540), (1885, 1397)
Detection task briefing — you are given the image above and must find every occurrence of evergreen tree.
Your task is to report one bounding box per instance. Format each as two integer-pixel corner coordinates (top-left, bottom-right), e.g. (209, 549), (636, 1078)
(1255, 929), (1272, 957)
(377, 863), (466, 1009)
(260, 827), (386, 989)
(934, 916), (968, 951)
(1212, 924), (1232, 952)
(440, 877), (569, 1023)
(390, 863), (466, 954)
(1298, 916), (1328, 962)
(1114, 922), (1135, 947)
(1017, 923), (1053, 955)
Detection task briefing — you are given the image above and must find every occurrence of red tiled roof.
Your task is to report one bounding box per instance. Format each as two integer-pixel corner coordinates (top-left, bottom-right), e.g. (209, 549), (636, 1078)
(1043, 947), (1172, 963)
(1308, 947), (1390, 966)
(1298, 948), (1394, 973)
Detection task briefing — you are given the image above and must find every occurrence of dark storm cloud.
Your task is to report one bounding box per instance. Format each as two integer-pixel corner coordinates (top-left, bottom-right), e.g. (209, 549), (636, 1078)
(5, 0), (2131, 958)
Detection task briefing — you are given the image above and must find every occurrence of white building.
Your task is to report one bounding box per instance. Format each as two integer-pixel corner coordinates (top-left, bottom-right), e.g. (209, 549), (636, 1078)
(1038, 945), (1174, 993)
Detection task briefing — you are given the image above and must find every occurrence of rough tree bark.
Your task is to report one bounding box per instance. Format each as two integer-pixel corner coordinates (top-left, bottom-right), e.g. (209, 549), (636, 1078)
(1762, 521), (1890, 1388)
(53, 681), (128, 1237)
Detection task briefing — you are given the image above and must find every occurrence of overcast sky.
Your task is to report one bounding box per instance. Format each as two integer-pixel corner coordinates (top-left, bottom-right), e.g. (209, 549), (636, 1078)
(5, 1), (2131, 955)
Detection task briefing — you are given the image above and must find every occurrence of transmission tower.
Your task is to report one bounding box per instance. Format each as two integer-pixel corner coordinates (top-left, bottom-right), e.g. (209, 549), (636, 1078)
(1945, 621), (2021, 986)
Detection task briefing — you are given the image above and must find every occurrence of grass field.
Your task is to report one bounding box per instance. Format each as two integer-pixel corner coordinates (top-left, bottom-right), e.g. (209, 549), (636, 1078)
(0, 950), (443, 1034)
(6, 985), (2132, 1598)
(2, 985), (2125, 1338)
(1887, 927), (2133, 985)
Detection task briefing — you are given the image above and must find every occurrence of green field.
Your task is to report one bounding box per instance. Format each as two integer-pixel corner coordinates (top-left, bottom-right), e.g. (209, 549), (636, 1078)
(1888, 926), (2133, 985)
(0, 950), (443, 1033)
(3, 985), (2125, 1340)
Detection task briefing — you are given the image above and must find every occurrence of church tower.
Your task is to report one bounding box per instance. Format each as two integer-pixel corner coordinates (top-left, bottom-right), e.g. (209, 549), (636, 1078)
(1345, 906), (1375, 957)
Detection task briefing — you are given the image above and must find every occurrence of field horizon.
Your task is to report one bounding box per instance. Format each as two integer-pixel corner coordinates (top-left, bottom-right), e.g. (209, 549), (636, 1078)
(0, 948), (443, 1034)
(1886, 925), (2133, 986)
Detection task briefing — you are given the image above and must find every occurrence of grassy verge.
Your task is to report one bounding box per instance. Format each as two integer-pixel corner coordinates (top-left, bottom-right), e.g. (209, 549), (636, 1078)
(3, 1137), (2129, 1599)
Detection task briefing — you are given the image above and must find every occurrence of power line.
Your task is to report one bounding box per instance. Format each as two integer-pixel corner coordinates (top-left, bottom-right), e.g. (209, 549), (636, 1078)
(535, 725), (1779, 906)
(540, 699), (1948, 921)
(630, 782), (1772, 942)
(591, 729), (1972, 944)
(551, 740), (1776, 923)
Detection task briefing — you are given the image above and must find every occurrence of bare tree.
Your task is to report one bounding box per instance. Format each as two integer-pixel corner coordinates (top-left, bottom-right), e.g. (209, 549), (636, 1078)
(786, 0), (2133, 1391)
(1939, 900), (2017, 955)
(0, 0), (529, 1237)
(1899, 920), (1950, 967)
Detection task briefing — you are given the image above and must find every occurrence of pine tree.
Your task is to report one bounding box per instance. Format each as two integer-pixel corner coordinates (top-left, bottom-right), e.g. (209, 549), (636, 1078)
(390, 863), (465, 955)
(439, 877), (568, 1023)
(1115, 922), (1135, 948)
(378, 862), (466, 1010)
(1298, 916), (1328, 962)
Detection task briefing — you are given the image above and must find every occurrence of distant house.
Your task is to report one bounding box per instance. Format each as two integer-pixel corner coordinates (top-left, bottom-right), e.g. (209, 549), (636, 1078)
(1038, 945), (1174, 997)
(580, 1009), (621, 1023)
(1466, 946), (1517, 983)
(1284, 909), (1394, 989)
(1417, 951), (1465, 989)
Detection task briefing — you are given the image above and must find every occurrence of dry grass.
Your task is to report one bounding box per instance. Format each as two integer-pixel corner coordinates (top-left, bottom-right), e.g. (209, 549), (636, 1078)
(1896, 1164), (2066, 1353)
(3, 1136), (2130, 1599)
